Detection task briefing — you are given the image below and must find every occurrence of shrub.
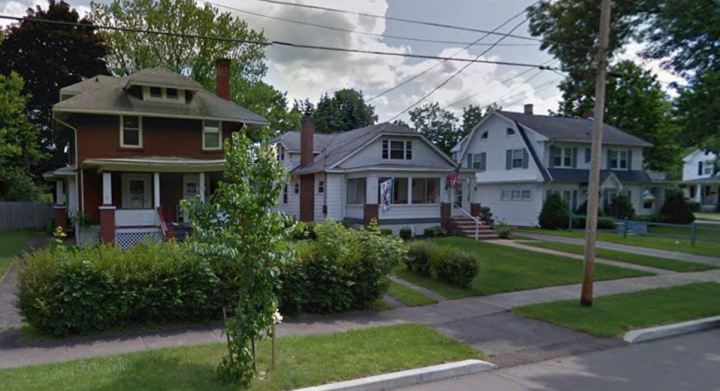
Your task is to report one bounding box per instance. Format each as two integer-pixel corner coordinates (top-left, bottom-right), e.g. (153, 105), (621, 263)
(279, 221), (406, 315)
(18, 242), (226, 337)
(423, 226), (444, 238)
(539, 193), (570, 229)
(405, 241), (437, 276)
(494, 221), (511, 239)
(430, 251), (479, 287)
(292, 221), (317, 240)
(607, 194), (635, 219)
(659, 192), (695, 224)
(380, 228), (393, 236)
(689, 202), (701, 212)
(399, 227), (413, 240)
(573, 201), (617, 229)
(479, 206), (494, 225)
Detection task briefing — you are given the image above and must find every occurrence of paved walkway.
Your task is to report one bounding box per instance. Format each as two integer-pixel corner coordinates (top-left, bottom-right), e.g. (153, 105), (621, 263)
(487, 240), (672, 275)
(515, 232), (720, 266)
(2, 267), (719, 369)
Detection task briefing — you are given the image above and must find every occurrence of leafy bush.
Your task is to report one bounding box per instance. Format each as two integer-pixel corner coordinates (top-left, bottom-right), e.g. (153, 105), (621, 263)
(689, 202), (701, 212)
(279, 221), (406, 315)
(18, 242), (227, 337)
(494, 221), (511, 239)
(423, 226), (444, 238)
(659, 192), (696, 224)
(607, 194), (635, 219)
(539, 193), (570, 229)
(399, 227), (413, 240)
(573, 201), (617, 229)
(292, 221), (317, 240)
(479, 206), (494, 225)
(380, 228), (393, 236)
(405, 241), (479, 287)
(430, 251), (479, 287)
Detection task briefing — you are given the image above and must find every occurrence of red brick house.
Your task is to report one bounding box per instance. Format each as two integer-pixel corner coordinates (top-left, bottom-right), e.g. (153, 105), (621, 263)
(44, 60), (268, 248)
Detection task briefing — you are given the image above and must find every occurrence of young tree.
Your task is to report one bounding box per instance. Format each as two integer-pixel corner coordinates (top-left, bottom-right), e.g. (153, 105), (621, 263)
(0, 0), (108, 170)
(313, 88), (377, 133)
(183, 131), (292, 385)
(409, 102), (460, 154)
(0, 73), (46, 200)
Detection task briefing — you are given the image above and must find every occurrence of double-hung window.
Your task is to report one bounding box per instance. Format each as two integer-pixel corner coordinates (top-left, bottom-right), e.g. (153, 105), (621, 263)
(203, 120), (221, 150)
(511, 149), (524, 169)
(609, 149), (628, 170)
(382, 140), (412, 160)
(120, 115), (142, 148)
(704, 160), (714, 175)
(501, 189), (532, 201)
(553, 147), (574, 168)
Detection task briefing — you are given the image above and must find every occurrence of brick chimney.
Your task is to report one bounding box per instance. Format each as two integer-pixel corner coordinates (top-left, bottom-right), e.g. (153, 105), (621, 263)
(300, 115), (314, 166)
(215, 58), (230, 100)
(523, 103), (533, 115)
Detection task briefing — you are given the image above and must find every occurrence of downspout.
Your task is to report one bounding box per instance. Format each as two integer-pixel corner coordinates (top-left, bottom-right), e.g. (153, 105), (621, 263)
(53, 114), (82, 212)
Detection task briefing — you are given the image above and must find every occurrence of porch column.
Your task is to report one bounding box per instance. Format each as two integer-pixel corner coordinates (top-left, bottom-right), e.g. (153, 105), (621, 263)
(154, 172), (161, 208)
(99, 172), (115, 245)
(695, 184), (703, 203)
(199, 172), (206, 202)
(407, 176), (413, 205)
(54, 179), (68, 229)
(363, 176), (379, 226)
(440, 203), (451, 233)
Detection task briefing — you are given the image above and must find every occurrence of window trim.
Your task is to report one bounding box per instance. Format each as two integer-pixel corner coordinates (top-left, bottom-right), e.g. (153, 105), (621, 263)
(382, 139), (413, 161)
(346, 178), (366, 205)
(609, 149), (629, 170)
(410, 177), (440, 204)
(202, 120), (222, 151)
(501, 188), (532, 201)
(553, 147), (574, 168)
(511, 148), (524, 169)
(703, 160), (714, 175)
(506, 127), (516, 137)
(142, 86), (185, 103)
(120, 115), (143, 149)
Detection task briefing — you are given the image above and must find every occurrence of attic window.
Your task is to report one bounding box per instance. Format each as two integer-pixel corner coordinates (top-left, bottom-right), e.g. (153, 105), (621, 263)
(506, 127), (516, 136)
(166, 88), (179, 99)
(481, 131), (488, 139)
(150, 87), (162, 98)
(382, 139), (412, 160)
(144, 86), (184, 102)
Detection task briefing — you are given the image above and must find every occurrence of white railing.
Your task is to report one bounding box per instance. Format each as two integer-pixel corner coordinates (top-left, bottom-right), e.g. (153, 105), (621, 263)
(115, 209), (160, 227)
(454, 206), (480, 240)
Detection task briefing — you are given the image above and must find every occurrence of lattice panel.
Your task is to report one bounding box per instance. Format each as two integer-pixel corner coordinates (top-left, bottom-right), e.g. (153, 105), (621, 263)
(115, 229), (163, 250)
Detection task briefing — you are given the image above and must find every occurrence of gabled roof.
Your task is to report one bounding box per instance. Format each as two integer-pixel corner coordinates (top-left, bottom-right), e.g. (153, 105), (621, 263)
(497, 111), (652, 147)
(272, 122), (455, 174)
(54, 69), (268, 126)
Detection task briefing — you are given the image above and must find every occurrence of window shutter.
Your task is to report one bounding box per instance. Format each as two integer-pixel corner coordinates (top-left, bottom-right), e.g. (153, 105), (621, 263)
(480, 152), (487, 171)
(522, 149), (529, 169)
(698, 161), (703, 176)
(627, 150), (633, 171)
(585, 147), (591, 163)
(506, 150), (512, 170)
(550, 146), (558, 167)
(607, 150), (614, 170)
(467, 154), (473, 168)
(572, 148), (578, 168)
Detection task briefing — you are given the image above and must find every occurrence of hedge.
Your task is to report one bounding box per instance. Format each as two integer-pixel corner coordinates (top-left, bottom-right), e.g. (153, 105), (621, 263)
(404, 241), (479, 287)
(279, 221), (407, 314)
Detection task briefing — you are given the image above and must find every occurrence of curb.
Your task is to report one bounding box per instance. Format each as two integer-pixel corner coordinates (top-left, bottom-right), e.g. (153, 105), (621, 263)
(293, 359), (495, 391)
(623, 316), (720, 344)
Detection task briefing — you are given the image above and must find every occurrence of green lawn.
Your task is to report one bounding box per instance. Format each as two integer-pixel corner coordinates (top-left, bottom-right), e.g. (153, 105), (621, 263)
(387, 281), (437, 307)
(520, 240), (715, 272)
(0, 230), (34, 278)
(0, 324), (481, 391)
(393, 237), (651, 300)
(514, 282), (720, 337)
(518, 227), (720, 258)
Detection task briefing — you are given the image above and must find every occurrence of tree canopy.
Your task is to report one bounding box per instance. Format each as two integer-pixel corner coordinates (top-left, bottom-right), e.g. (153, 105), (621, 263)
(0, 0), (108, 170)
(312, 89), (377, 133)
(409, 102), (460, 154)
(0, 73), (46, 200)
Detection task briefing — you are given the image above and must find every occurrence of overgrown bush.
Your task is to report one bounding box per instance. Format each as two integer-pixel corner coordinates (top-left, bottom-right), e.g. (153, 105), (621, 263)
(430, 251), (479, 287)
(278, 220), (406, 315)
(539, 193), (570, 229)
(479, 206), (494, 225)
(404, 241), (479, 287)
(607, 194), (635, 219)
(399, 227), (413, 240)
(494, 221), (511, 239)
(423, 226), (444, 238)
(292, 221), (317, 240)
(659, 192), (695, 224)
(380, 228), (393, 236)
(18, 242), (227, 337)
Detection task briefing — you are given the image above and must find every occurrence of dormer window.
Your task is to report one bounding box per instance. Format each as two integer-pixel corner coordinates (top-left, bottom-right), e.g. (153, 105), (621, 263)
(382, 139), (412, 160)
(143, 86), (185, 102)
(150, 86), (162, 98)
(202, 120), (221, 151)
(166, 88), (179, 100)
(120, 115), (142, 148)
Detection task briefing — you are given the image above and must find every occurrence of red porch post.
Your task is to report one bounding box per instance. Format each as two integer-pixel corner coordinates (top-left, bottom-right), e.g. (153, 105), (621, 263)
(99, 206), (116, 244)
(440, 202), (451, 232)
(54, 206), (68, 230)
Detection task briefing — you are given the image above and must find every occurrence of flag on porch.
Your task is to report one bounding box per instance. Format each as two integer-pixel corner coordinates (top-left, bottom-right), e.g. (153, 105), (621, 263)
(380, 178), (393, 212)
(446, 163), (461, 189)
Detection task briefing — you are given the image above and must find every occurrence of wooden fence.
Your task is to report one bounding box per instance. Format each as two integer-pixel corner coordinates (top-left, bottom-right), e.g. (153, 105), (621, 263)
(0, 202), (53, 231)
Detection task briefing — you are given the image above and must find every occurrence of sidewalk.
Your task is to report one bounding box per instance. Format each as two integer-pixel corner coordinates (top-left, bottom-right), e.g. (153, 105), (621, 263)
(515, 232), (720, 266)
(2, 267), (719, 369)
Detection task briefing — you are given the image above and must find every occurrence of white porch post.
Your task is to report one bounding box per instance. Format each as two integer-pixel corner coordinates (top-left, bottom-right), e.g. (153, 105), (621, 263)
(199, 172), (206, 202)
(102, 172), (112, 205)
(153, 172), (161, 208)
(55, 180), (65, 206)
(407, 176), (413, 205)
(695, 184), (703, 203)
(366, 176), (378, 204)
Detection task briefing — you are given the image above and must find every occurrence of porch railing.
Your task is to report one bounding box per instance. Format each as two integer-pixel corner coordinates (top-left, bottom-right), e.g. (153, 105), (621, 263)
(455, 206), (480, 240)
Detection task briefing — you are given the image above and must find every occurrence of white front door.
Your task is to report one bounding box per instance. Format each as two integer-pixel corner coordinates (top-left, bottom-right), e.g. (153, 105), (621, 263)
(121, 174), (152, 209)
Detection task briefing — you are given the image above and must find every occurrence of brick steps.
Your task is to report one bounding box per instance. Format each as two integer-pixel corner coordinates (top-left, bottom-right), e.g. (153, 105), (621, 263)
(450, 217), (498, 240)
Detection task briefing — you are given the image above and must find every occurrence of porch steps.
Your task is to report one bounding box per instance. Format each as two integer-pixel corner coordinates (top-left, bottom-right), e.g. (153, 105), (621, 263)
(450, 217), (498, 240)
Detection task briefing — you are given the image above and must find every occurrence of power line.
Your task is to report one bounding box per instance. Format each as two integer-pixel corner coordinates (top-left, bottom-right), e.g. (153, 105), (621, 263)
(0, 15), (561, 70)
(211, 2), (537, 48)
(242, 0), (545, 43)
(389, 16), (531, 121)
(367, 3), (537, 102)
(497, 79), (560, 108)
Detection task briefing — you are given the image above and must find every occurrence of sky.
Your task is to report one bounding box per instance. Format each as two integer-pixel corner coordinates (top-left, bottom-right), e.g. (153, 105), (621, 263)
(0, 0), (684, 123)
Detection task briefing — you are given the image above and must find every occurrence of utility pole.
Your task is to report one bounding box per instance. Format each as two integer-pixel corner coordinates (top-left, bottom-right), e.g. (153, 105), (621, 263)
(581, 0), (612, 307)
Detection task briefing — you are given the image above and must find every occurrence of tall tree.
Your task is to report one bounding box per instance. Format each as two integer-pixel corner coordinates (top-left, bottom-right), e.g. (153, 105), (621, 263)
(91, 0), (297, 133)
(0, 0), (108, 169)
(461, 105), (484, 136)
(409, 102), (460, 154)
(313, 88), (377, 133)
(0, 73), (46, 200)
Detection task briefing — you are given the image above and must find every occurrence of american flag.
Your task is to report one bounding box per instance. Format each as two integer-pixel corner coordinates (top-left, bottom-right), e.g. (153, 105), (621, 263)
(446, 163), (461, 189)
